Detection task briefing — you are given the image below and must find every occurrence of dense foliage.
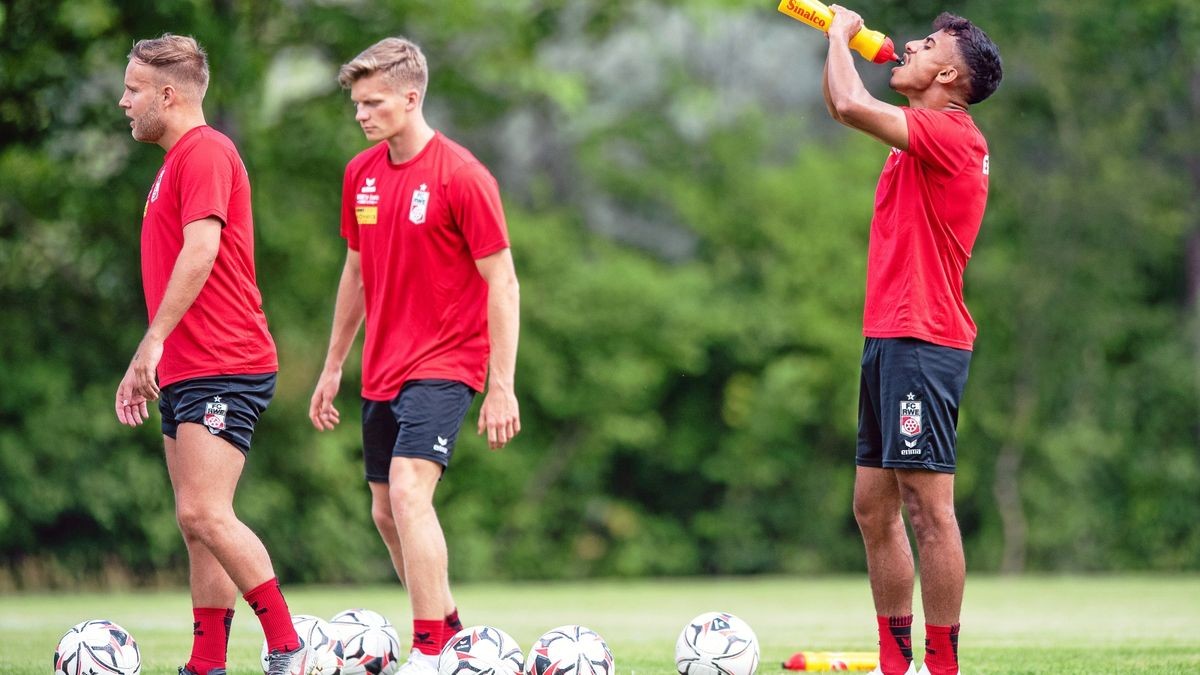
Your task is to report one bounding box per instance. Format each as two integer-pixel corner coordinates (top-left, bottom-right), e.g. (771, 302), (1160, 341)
(1, 0), (1197, 589)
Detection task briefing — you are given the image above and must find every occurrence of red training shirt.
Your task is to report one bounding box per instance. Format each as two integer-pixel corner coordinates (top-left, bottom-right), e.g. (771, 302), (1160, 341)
(341, 132), (510, 400)
(863, 107), (989, 350)
(140, 125), (278, 388)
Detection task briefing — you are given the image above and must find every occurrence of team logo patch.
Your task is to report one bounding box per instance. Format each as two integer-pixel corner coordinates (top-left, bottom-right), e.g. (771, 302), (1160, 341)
(409, 183), (429, 224)
(150, 168), (165, 203)
(899, 394), (922, 438)
(204, 398), (228, 434)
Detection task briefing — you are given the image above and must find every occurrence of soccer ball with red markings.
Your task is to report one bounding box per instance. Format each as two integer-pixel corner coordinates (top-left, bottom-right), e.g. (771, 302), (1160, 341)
(260, 614), (344, 675)
(674, 612), (759, 675)
(330, 609), (401, 675)
(524, 625), (613, 675)
(53, 618), (142, 675)
(438, 625), (524, 675)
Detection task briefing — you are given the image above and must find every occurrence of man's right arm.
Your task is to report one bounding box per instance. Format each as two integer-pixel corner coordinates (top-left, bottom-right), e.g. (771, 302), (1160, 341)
(309, 249), (365, 430)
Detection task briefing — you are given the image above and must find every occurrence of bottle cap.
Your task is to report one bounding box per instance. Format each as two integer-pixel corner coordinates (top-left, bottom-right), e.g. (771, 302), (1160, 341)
(873, 36), (898, 64)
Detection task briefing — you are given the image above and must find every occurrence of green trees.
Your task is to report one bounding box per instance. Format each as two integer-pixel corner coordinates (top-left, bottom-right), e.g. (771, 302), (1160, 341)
(0, 0), (1196, 588)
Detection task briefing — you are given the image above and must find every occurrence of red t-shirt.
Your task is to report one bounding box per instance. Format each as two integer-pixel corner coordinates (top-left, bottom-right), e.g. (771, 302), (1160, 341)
(140, 126), (277, 388)
(863, 107), (989, 350)
(341, 132), (510, 400)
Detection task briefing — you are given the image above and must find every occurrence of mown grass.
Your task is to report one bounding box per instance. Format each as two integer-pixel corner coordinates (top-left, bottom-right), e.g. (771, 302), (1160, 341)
(2, 575), (1198, 674)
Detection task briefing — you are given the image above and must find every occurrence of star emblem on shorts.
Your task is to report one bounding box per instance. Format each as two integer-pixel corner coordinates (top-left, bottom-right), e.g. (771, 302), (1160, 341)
(906, 392), (916, 400)
(213, 396), (222, 402)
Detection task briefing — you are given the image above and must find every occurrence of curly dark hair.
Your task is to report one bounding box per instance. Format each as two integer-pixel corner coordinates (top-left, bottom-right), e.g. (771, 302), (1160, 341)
(933, 12), (1002, 104)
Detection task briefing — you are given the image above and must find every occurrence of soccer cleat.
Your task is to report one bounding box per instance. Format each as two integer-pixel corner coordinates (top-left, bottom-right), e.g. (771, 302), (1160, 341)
(396, 648), (440, 675)
(869, 664), (917, 675)
(265, 637), (308, 675)
(179, 669), (227, 675)
(916, 667), (958, 675)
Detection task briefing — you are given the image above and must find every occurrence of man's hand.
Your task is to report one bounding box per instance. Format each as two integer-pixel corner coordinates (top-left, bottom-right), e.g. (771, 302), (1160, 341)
(309, 366), (343, 431)
(828, 5), (864, 44)
(115, 364), (151, 427)
(478, 384), (520, 450)
(130, 334), (163, 401)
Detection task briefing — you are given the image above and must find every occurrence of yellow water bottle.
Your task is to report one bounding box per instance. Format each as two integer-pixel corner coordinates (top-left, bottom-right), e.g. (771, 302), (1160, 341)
(777, 0), (901, 64)
(782, 651), (879, 671)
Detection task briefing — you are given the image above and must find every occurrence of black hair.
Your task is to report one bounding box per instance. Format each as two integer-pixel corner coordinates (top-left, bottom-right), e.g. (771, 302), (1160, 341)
(933, 12), (1002, 104)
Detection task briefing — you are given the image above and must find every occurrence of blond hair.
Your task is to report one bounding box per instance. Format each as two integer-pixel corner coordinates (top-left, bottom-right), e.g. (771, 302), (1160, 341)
(129, 33), (210, 101)
(338, 37), (428, 96)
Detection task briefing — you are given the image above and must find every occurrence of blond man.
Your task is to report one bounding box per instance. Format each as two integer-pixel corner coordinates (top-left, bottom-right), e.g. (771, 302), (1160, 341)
(116, 33), (311, 675)
(309, 37), (521, 674)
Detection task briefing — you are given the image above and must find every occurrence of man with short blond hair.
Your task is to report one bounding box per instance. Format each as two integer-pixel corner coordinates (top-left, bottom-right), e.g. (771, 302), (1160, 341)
(310, 35), (521, 675)
(116, 33), (312, 675)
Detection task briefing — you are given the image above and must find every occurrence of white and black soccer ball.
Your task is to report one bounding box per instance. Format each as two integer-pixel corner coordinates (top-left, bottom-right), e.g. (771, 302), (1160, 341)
(438, 625), (524, 675)
(330, 608), (402, 675)
(524, 625), (613, 675)
(674, 612), (759, 675)
(260, 614), (344, 675)
(53, 618), (142, 675)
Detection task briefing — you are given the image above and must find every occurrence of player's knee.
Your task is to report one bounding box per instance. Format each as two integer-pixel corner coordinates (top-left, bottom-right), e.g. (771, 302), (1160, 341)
(853, 494), (899, 536)
(175, 502), (232, 544)
(371, 499), (396, 534)
(387, 481), (428, 522)
(904, 498), (958, 545)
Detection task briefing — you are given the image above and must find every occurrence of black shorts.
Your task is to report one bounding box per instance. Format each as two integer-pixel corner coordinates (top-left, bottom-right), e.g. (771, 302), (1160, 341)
(159, 373), (276, 455)
(856, 338), (971, 473)
(361, 379), (476, 483)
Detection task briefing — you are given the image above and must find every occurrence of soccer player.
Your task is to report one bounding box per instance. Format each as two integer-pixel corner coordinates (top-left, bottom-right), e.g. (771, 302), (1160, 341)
(114, 34), (311, 675)
(820, 7), (1002, 675)
(308, 37), (521, 675)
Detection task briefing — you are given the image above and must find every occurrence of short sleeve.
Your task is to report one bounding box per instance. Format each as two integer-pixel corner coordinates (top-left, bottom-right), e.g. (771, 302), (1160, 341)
(340, 164), (360, 251)
(903, 108), (975, 177)
(177, 140), (233, 227)
(448, 162), (510, 259)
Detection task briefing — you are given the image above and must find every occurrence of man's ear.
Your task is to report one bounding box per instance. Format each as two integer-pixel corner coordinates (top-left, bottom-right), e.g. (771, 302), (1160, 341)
(160, 83), (178, 108)
(405, 88), (421, 111)
(936, 65), (959, 85)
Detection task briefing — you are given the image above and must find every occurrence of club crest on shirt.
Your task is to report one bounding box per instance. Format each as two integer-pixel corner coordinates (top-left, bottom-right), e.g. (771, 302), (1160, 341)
(204, 398), (228, 434)
(899, 395), (922, 437)
(410, 183), (429, 224)
(150, 168), (165, 203)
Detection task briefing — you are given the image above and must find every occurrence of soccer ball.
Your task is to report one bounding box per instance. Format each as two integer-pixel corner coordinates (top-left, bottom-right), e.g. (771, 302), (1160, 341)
(54, 618), (142, 675)
(260, 614), (344, 675)
(438, 625), (524, 675)
(524, 625), (613, 675)
(330, 608), (402, 675)
(674, 612), (759, 675)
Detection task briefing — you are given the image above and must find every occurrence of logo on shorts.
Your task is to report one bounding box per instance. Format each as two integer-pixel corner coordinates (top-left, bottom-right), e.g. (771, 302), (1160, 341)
(410, 183), (429, 224)
(899, 393), (922, 438)
(433, 435), (449, 454)
(204, 397), (228, 434)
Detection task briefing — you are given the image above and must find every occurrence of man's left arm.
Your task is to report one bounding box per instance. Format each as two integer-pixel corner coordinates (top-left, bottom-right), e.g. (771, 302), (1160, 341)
(475, 247), (520, 450)
(120, 218), (221, 413)
(825, 4), (909, 149)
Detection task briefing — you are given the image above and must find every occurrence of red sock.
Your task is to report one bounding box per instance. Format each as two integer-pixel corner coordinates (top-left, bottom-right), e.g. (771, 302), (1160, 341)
(923, 623), (960, 675)
(244, 578), (300, 653)
(185, 608), (233, 675)
(413, 619), (443, 656)
(443, 609), (463, 646)
(877, 615), (914, 675)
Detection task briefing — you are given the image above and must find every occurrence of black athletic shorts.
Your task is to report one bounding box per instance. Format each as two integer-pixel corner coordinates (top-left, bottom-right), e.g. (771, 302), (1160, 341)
(158, 373), (276, 455)
(361, 379), (476, 482)
(856, 337), (971, 473)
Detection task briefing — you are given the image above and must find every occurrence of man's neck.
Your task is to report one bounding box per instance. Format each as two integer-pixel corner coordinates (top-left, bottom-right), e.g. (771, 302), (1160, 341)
(905, 90), (968, 114)
(159, 112), (207, 152)
(386, 121), (436, 164)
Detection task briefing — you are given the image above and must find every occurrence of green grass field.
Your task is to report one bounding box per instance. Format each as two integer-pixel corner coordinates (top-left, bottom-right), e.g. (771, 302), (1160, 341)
(3, 575), (1198, 674)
